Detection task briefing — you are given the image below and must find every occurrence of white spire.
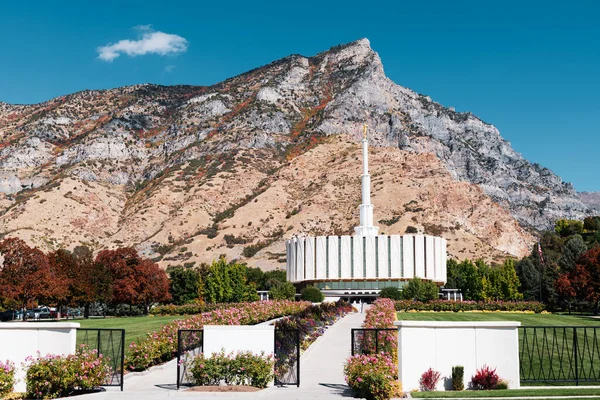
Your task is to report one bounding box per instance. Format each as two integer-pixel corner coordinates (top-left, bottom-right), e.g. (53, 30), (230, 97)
(354, 124), (379, 237)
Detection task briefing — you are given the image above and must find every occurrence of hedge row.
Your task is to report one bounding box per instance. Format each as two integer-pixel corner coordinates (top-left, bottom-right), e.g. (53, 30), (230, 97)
(150, 302), (238, 316)
(394, 300), (546, 313)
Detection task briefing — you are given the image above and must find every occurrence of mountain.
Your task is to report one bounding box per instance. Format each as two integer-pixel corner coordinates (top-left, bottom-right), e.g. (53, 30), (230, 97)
(0, 38), (588, 268)
(580, 192), (600, 213)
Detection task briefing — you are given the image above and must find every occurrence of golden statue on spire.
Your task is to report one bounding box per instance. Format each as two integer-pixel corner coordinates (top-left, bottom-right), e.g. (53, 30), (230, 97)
(363, 123), (368, 139)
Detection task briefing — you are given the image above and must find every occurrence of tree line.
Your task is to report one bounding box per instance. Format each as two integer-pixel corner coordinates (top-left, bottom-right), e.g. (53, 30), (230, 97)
(445, 217), (600, 313)
(0, 238), (170, 316)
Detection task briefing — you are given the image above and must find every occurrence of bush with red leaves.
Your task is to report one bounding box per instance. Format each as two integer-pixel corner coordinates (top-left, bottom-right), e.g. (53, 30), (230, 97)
(471, 365), (500, 390)
(419, 368), (441, 391)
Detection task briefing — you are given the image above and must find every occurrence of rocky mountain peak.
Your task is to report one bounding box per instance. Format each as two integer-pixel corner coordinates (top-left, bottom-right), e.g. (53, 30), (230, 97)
(0, 39), (594, 265)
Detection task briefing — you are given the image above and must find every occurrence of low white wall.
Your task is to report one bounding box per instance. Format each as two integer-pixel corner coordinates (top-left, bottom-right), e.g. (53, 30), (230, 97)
(0, 322), (80, 392)
(394, 321), (521, 391)
(203, 325), (274, 357)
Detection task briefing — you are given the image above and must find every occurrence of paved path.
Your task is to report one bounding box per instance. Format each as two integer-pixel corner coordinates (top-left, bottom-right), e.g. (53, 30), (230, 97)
(82, 310), (366, 400)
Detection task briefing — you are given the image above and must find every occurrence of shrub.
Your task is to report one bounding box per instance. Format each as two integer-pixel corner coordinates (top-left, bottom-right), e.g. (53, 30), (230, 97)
(451, 366), (464, 391)
(495, 380), (509, 390)
(25, 346), (111, 399)
(379, 287), (402, 300)
(405, 226), (418, 234)
(344, 353), (401, 400)
(189, 350), (274, 388)
(471, 365), (500, 390)
(269, 281), (296, 300)
(301, 286), (324, 302)
(0, 360), (15, 397)
(420, 368), (441, 391)
(394, 300), (546, 313)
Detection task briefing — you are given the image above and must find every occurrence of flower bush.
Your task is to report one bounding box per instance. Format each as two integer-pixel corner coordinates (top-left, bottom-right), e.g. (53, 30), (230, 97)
(419, 368), (441, 391)
(360, 298), (397, 359)
(274, 301), (354, 350)
(189, 350), (274, 388)
(127, 300), (311, 371)
(25, 346), (111, 399)
(344, 353), (401, 400)
(395, 300), (546, 313)
(471, 365), (500, 390)
(0, 360), (15, 397)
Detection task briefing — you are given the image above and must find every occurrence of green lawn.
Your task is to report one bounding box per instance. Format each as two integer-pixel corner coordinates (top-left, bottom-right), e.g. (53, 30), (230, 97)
(411, 388), (600, 398)
(396, 312), (600, 326)
(76, 315), (185, 356)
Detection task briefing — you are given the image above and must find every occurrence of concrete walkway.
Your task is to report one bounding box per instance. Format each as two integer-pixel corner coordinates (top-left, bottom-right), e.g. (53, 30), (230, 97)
(82, 310), (366, 399)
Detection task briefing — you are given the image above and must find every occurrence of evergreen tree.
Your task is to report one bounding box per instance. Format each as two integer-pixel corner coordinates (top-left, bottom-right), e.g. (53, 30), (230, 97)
(558, 235), (588, 272)
(168, 266), (202, 305)
(516, 258), (541, 301)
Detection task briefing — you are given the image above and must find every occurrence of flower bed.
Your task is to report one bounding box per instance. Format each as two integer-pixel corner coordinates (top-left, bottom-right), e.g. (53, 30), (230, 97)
(394, 300), (546, 313)
(25, 346), (110, 399)
(344, 353), (401, 400)
(274, 301), (354, 350)
(189, 351), (274, 388)
(127, 300), (311, 371)
(0, 360), (15, 397)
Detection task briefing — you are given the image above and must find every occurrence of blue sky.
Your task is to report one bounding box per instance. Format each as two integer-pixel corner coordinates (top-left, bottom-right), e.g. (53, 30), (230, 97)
(0, 0), (598, 191)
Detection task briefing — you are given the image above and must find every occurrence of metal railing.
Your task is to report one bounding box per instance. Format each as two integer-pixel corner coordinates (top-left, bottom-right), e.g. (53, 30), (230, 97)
(76, 328), (125, 391)
(520, 326), (600, 385)
(176, 329), (204, 389)
(351, 328), (397, 356)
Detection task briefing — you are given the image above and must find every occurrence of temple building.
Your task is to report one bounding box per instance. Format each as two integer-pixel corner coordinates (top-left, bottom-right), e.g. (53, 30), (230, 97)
(285, 125), (447, 300)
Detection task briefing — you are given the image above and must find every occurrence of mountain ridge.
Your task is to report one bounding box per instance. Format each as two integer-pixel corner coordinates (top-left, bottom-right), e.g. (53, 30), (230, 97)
(0, 38), (591, 268)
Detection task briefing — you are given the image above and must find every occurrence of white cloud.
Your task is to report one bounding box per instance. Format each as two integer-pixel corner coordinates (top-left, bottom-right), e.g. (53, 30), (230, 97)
(165, 65), (176, 73)
(97, 27), (188, 62)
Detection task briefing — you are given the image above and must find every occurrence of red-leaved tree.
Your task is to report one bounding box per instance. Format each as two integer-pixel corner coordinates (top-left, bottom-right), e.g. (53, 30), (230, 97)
(556, 247), (600, 314)
(0, 238), (51, 315)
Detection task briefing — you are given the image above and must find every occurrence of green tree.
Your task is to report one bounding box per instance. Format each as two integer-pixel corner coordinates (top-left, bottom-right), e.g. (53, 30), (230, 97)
(301, 286), (324, 302)
(203, 259), (227, 303)
(263, 270), (287, 290)
(379, 286), (402, 300)
(516, 258), (541, 301)
(555, 219), (584, 237)
(402, 278), (439, 302)
(168, 266), (202, 305)
(269, 281), (296, 300)
(583, 216), (600, 232)
(446, 260), (483, 301)
(497, 260), (523, 301)
(558, 235), (588, 273)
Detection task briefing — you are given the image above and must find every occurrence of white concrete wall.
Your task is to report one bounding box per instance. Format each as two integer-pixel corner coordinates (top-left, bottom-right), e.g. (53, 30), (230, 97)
(203, 325), (275, 357)
(285, 234), (447, 284)
(394, 321), (521, 392)
(0, 322), (79, 392)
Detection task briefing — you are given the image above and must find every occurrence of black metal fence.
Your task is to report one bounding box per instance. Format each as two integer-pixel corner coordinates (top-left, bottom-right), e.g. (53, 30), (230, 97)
(520, 326), (600, 385)
(351, 328), (397, 356)
(176, 329), (204, 389)
(274, 328), (300, 387)
(76, 328), (125, 391)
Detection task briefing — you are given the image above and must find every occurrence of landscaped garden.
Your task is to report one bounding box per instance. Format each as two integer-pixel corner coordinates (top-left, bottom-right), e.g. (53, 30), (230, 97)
(396, 311), (600, 326)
